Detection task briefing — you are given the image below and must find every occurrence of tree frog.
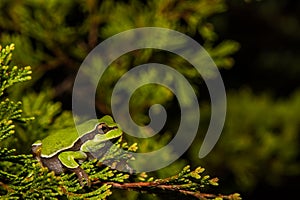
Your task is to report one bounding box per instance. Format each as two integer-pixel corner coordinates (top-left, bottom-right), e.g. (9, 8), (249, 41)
(32, 115), (123, 186)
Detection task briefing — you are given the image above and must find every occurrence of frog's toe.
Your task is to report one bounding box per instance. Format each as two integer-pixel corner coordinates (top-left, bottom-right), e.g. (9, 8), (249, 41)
(71, 167), (90, 187)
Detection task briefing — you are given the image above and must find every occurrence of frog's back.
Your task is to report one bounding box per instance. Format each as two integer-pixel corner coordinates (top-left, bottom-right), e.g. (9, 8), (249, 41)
(41, 127), (78, 157)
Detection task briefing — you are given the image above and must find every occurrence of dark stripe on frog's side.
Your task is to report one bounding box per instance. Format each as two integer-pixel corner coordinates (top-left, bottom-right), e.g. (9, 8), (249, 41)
(69, 127), (100, 151)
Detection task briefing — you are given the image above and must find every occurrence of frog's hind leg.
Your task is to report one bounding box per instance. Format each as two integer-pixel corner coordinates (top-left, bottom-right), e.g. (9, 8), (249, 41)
(58, 151), (90, 186)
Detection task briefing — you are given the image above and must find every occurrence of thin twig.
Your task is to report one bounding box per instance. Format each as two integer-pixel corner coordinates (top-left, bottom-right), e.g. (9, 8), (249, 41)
(97, 181), (240, 200)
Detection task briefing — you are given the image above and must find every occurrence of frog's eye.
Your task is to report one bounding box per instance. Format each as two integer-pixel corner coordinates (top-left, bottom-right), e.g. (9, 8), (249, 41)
(96, 124), (109, 134)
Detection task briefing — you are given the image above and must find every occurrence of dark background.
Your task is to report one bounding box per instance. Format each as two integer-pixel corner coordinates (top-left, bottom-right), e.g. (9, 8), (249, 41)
(0, 0), (299, 199)
(220, 0), (300, 96)
(217, 1), (300, 198)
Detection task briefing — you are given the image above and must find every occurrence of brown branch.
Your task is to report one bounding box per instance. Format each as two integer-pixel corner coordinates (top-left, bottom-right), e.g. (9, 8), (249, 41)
(95, 181), (240, 200)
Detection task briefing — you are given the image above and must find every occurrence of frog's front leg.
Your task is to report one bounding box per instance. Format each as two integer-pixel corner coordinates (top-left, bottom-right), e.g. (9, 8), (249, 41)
(58, 151), (90, 186)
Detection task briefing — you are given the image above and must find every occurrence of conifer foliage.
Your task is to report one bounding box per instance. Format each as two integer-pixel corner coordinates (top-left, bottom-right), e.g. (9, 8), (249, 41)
(0, 44), (241, 199)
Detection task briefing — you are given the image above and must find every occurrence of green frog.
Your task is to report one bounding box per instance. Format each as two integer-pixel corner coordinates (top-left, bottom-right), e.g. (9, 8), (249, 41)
(32, 115), (123, 186)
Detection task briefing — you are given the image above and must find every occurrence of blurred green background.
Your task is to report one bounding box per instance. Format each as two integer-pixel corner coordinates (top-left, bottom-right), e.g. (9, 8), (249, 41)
(0, 0), (299, 199)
